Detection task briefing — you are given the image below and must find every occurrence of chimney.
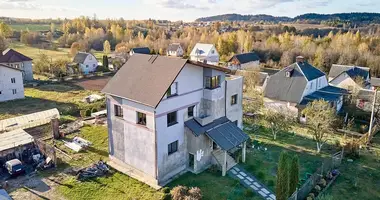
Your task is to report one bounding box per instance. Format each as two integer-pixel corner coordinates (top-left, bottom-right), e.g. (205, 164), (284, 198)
(296, 56), (305, 63)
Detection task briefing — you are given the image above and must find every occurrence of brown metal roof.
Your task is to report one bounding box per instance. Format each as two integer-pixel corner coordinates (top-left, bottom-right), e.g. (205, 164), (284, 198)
(102, 54), (188, 107)
(102, 55), (231, 108)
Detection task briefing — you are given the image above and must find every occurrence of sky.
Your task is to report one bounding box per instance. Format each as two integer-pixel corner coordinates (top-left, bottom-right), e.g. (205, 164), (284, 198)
(0, 0), (379, 21)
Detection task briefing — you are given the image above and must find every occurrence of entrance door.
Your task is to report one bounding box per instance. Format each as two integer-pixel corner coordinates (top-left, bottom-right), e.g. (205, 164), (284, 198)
(189, 153), (194, 170)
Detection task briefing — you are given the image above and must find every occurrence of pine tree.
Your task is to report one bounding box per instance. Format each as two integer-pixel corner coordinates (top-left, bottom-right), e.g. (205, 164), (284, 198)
(103, 40), (111, 55)
(288, 155), (299, 197)
(276, 152), (290, 200)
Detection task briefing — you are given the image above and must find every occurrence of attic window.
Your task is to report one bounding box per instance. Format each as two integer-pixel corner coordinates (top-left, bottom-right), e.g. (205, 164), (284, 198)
(285, 71), (291, 78)
(285, 68), (293, 78)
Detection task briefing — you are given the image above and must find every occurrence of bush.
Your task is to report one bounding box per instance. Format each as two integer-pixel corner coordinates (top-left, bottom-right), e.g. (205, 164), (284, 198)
(257, 171), (266, 180)
(171, 186), (188, 200)
(319, 179), (327, 187)
(85, 109), (92, 117)
(161, 193), (171, 200)
(162, 187), (171, 194)
(244, 189), (254, 197)
(314, 185), (321, 192)
(91, 108), (98, 113)
(188, 187), (202, 199)
(80, 110), (87, 118)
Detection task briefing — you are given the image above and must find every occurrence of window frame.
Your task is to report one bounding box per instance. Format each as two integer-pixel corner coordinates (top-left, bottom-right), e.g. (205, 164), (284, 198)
(166, 82), (178, 98)
(168, 140), (178, 155)
(231, 94), (238, 105)
(188, 105), (195, 118)
(114, 104), (123, 118)
(11, 78), (16, 84)
(12, 89), (17, 95)
(136, 112), (147, 126)
(205, 75), (221, 89)
(167, 111), (178, 127)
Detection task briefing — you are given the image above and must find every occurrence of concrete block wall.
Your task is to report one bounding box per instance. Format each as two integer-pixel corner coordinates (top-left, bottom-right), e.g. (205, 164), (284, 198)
(185, 127), (213, 173)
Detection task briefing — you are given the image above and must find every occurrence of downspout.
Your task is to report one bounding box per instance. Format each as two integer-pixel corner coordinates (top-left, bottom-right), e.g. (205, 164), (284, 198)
(154, 110), (158, 180)
(225, 78), (227, 117)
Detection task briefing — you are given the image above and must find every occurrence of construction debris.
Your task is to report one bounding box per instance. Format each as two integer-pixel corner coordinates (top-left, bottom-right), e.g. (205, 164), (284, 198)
(63, 137), (92, 152)
(60, 121), (84, 135)
(82, 94), (104, 103)
(77, 161), (109, 181)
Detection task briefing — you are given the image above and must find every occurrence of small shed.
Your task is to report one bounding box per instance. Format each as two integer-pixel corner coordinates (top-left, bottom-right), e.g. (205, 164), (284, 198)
(0, 108), (60, 132)
(0, 129), (34, 160)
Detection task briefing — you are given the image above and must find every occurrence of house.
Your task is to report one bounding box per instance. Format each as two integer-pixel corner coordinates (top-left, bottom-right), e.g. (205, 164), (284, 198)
(0, 48), (33, 81)
(0, 64), (25, 102)
(129, 47), (150, 56)
(190, 43), (219, 65)
(167, 43), (184, 57)
(72, 52), (98, 75)
(264, 56), (347, 116)
(328, 64), (371, 91)
(228, 52), (260, 70)
(102, 54), (248, 188)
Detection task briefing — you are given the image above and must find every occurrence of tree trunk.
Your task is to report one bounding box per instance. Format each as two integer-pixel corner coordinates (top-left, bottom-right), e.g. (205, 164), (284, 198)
(273, 129), (276, 140)
(316, 142), (321, 153)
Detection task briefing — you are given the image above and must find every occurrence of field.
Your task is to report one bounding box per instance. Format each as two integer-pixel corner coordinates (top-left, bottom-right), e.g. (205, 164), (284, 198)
(10, 24), (51, 31)
(0, 84), (104, 120)
(10, 42), (70, 61)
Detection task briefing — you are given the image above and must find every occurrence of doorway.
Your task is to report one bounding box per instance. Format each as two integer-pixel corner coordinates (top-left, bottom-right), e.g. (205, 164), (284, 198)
(213, 141), (218, 150)
(189, 153), (194, 171)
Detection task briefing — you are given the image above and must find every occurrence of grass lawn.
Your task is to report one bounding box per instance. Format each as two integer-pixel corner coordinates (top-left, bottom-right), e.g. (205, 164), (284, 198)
(10, 24), (51, 31)
(9, 42), (71, 61)
(0, 83), (104, 120)
(168, 171), (262, 200)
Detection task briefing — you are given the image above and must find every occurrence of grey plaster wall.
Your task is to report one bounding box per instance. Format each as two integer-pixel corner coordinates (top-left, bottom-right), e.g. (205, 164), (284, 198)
(226, 76), (244, 128)
(185, 127), (213, 173)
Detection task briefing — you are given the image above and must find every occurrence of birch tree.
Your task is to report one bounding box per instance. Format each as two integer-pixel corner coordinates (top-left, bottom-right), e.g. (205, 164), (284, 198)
(264, 109), (291, 140)
(302, 100), (336, 153)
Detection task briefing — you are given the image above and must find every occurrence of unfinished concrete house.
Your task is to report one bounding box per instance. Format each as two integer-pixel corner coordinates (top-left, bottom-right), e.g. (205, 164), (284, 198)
(102, 54), (248, 188)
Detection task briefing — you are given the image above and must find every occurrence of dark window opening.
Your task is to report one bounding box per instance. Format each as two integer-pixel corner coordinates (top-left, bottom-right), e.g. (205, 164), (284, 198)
(114, 105), (123, 117)
(205, 76), (221, 89)
(168, 141), (178, 155)
(188, 106), (195, 117)
(137, 112), (146, 126)
(167, 111), (177, 127)
(231, 94), (238, 105)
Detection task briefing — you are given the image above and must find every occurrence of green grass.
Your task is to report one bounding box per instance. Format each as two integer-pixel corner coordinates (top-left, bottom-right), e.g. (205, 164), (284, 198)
(10, 24), (51, 31)
(168, 171), (262, 200)
(0, 83), (104, 120)
(10, 42), (71, 61)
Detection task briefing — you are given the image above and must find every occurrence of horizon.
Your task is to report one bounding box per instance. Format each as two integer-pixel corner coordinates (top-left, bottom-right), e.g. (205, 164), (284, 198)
(0, 0), (379, 21)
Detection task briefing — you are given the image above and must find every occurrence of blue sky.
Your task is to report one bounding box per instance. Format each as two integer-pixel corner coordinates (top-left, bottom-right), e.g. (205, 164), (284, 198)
(0, 0), (379, 21)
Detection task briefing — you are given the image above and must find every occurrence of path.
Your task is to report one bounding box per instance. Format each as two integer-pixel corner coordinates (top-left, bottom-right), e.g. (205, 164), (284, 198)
(228, 165), (276, 200)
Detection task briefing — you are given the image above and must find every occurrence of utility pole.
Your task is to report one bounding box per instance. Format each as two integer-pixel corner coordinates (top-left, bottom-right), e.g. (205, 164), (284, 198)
(368, 89), (377, 144)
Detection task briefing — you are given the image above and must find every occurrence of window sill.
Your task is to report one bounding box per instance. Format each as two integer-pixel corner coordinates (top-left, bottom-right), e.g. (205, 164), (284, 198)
(167, 122), (178, 127)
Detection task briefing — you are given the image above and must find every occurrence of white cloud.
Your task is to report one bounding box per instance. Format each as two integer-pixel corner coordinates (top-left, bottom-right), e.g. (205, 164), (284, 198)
(144, 0), (213, 10)
(0, 0), (77, 11)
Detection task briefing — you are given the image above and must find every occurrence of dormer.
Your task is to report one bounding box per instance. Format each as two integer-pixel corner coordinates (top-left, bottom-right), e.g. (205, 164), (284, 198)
(285, 68), (294, 78)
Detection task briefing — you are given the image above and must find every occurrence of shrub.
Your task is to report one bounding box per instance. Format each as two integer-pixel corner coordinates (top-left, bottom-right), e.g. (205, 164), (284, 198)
(257, 171), (266, 180)
(308, 193), (315, 198)
(161, 193), (171, 200)
(314, 185), (321, 192)
(91, 107), (98, 113)
(85, 109), (92, 117)
(244, 189), (254, 197)
(80, 110), (87, 118)
(162, 187), (171, 194)
(171, 186), (188, 200)
(319, 179), (327, 187)
(188, 187), (202, 199)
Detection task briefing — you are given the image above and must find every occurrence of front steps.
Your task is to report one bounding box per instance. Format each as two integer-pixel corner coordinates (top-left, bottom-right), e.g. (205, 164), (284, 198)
(212, 149), (237, 172)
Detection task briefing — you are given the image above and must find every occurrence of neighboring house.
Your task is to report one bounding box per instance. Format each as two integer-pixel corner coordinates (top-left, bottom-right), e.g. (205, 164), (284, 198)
(0, 64), (25, 102)
(102, 54), (248, 188)
(129, 47), (150, 56)
(228, 52), (260, 70)
(190, 43), (219, 65)
(167, 43), (184, 57)
(72, 52), (98, 75)
(0, 48), (33, 81)
(256, 68), (280, 91)
(371, 77), (380, 90)
(264, 56), (347, 115)
(328, 64), (371, 91)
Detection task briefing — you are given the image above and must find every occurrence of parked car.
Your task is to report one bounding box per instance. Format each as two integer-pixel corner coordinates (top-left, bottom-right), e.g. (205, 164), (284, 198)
(4, 159), (25, 177)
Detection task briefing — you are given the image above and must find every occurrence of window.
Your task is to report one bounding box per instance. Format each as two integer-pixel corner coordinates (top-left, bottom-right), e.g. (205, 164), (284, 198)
(14, 64), (20, 69)
(188, 105), (195, 118)
(11, 78), (16, 83)
(231, 94), (238, 105)
(93, 64), (96, 68)
(0, 91), (2, 94)
(205, 76), (221, 89)
(12, 89), (17, 94)
(167, 111), (177, 127)
(137, 112), (147, 126)
(86, 65), (89, 68)
(114, 105), (123, 118)
(166, 82), (178, 97)
(211, 50), (215, 54)
(168, 141), (178, 155)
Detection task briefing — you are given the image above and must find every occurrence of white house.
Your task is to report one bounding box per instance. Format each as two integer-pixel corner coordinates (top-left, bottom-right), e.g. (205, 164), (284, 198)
(328, 64), (371, 91)
(102, 54), (247, 188)
(166, 43), (184, 57)
(190, 43), (219, 65)
(228, 52), (260, 70)
(0, 48), (33, 81)
(0, 64), (25, 102)
(264, 56), (347, 115)
(72, 52), (98, 75)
